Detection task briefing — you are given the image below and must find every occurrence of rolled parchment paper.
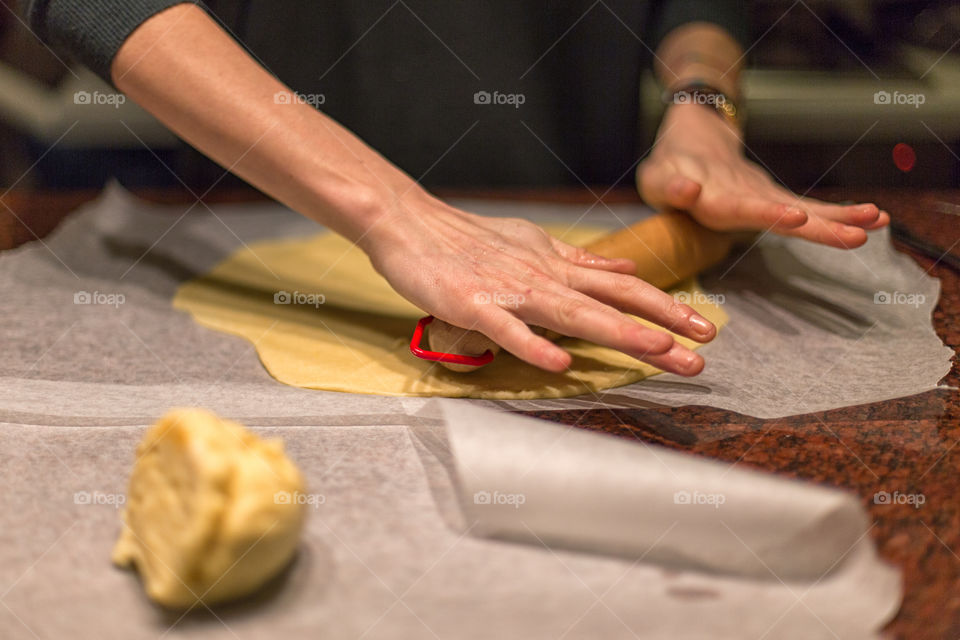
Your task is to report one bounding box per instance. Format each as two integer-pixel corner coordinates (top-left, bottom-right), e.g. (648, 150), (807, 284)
(436, 400), (870, 580)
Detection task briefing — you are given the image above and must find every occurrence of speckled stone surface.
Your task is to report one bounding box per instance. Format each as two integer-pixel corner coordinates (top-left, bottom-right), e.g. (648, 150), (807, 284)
(2, 187), (958, 639)
(515, 190), (960, 640)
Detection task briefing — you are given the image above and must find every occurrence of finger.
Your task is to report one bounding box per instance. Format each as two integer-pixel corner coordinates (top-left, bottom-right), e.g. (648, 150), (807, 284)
(565, 268), (716, 343)
(780, 215), (869, 248)
(549, 237), (636, 274)
(639, 341), (705, 377)
(706, 195), (807, 231)
(788, 199), (881, 227)
(864, 210), (890, 230)
(637, 161), (702, 211)
(516, 289), (675, 360)
(473, 307), (571, 372)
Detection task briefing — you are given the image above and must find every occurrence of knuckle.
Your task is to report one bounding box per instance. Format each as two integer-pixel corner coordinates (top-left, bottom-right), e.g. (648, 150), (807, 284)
(517, 270), (554, 292)
(531, 338), (560, 363)
(570, 246), (590, 263)
(480, 312), (516, 343)
(530, 265), (557, 282)
(665, 299), (695, 322)
(544, 259), (574, 285)
(611, 274), (641, 297)
(507, 217), (544, 237)
(474, 304), (506, 326)
(556, 297), (588, 324)
(612, 319), (637, 345)
(615, 317), (663, 352)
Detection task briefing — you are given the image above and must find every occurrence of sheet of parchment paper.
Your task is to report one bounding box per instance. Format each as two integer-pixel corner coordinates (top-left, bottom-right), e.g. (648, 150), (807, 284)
(0, 401), (900, 640)
(0, 183), (950, 421)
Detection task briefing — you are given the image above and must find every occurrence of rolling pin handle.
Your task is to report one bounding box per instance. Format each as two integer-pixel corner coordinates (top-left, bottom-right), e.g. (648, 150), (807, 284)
(409, 316), (495, 367)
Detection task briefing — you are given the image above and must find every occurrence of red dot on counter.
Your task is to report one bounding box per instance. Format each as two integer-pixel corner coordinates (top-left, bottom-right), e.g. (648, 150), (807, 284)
(893, 143), (916, 172)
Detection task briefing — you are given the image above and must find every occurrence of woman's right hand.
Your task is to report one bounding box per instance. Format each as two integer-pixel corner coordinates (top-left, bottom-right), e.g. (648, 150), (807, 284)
(359, 188), (717, 376)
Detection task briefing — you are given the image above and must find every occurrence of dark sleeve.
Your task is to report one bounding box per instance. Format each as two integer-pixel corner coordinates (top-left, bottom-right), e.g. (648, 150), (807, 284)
(648, 0), (749, 50)
(25, 0), (203, 85)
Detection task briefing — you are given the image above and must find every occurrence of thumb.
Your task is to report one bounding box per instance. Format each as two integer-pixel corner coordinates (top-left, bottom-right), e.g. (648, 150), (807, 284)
(636, 160), (702, 211)
(549, 237), (636, 274)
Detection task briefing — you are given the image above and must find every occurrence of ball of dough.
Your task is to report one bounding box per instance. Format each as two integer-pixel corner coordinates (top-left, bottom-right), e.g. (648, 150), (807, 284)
(112, 409), (306, 609)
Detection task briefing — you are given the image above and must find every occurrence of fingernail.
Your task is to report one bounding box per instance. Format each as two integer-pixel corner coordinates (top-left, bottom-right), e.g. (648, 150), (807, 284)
(680, 352), (704, 376)
(689, 314), (714, 337)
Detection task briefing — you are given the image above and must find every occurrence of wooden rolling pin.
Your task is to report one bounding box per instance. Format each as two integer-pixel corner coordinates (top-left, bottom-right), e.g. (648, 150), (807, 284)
(428, 211), (736, 371)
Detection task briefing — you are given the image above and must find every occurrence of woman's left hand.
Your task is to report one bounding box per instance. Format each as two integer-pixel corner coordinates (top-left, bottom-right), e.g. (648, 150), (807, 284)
(636, 103), (889, 249)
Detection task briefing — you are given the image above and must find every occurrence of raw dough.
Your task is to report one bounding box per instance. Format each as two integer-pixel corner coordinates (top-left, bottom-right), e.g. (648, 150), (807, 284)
(173, 226), (727, 398)
(112, 409), (306, 609)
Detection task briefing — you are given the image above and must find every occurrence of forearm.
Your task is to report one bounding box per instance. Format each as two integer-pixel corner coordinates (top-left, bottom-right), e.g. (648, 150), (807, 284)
(111, 4), (418, 246)
(653, 21), (744, 101)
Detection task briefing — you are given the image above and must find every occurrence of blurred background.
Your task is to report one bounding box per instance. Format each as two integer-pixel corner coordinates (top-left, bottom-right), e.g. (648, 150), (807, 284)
(0, 0), (957, 193)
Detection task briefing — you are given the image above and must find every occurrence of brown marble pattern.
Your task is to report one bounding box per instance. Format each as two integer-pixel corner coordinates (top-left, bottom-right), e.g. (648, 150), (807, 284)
(2, 187), (958, 639)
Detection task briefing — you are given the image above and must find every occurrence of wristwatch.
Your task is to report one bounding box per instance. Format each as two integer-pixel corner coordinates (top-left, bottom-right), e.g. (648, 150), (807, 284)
(663, 82), (742, 128)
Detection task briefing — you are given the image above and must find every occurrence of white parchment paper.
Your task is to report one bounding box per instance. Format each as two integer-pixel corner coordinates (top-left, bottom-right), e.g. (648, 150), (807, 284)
(0, 402), (901, 639)
(0, 183), (951, 421)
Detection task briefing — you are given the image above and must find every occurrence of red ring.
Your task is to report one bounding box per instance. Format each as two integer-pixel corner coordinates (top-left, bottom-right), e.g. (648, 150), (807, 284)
(409, 316), (494, 367)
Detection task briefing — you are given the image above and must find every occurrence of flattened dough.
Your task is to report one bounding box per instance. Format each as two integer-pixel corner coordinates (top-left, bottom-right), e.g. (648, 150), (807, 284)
(173, 226), (727, 399)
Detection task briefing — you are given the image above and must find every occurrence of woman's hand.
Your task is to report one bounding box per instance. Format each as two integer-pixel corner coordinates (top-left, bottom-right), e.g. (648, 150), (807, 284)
(637, 103), (889, 248)
(111, 4), (717, 377)
(360, 190), (717, 375)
